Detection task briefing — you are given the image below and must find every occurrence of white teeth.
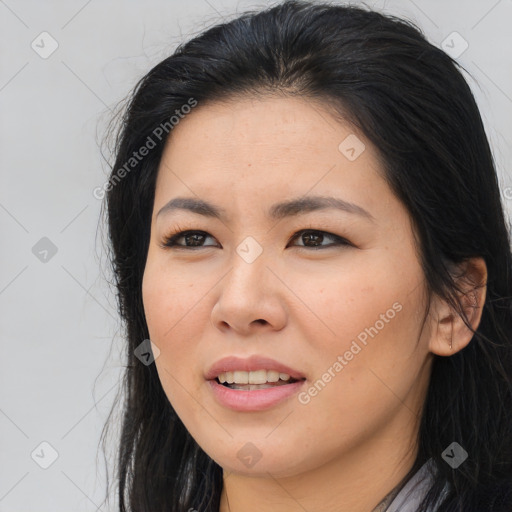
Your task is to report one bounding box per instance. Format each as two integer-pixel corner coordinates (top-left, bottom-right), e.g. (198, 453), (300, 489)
(233, 371), (249, 384)
(267, 370), (280, 382)
(249, 369), (267, 384)
(217, 370), (294, 384)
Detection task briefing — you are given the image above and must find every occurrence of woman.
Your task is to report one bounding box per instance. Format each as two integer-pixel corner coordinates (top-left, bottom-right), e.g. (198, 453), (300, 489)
(99, 1), (512, 510)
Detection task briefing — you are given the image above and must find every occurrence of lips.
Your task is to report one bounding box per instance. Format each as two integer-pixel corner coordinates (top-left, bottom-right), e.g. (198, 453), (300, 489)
(205, 355), (307, 411)
(205, 355), (306, 382)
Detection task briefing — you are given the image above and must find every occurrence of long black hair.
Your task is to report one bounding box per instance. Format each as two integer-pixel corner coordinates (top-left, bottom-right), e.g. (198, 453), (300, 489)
(98, 1), (512, 510)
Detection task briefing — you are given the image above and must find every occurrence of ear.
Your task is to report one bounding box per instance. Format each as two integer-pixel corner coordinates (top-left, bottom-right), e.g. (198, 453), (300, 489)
(428, 257), (487, 357)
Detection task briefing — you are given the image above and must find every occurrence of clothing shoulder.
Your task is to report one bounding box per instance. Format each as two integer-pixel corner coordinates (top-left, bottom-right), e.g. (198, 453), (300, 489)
(387, 460), (512, 512)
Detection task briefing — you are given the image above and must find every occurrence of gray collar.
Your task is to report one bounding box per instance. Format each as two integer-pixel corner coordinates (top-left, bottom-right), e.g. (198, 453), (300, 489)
(384, 459), (449, 512)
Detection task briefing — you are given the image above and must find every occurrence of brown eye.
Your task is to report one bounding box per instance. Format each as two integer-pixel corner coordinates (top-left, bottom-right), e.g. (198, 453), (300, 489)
(163, 230), (218, 249)
(161, 229), (352, 250)
(288, 230), (351, 249)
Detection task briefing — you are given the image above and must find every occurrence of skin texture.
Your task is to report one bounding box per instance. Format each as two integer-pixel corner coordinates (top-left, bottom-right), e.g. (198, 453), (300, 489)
(142, 95), (487, 512)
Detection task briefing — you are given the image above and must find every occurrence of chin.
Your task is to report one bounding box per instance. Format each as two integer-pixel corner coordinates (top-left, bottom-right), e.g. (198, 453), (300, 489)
(198, 437), (314, 478)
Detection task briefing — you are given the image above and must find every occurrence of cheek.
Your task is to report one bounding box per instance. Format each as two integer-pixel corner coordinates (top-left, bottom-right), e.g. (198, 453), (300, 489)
(293, 260), (412, 349)
(297, 252), (427, 399)
(292, 292), (426, 450)
(142, 261), (197, 385)
(142, 256), (200, 341)
(141, 256), (218, 405)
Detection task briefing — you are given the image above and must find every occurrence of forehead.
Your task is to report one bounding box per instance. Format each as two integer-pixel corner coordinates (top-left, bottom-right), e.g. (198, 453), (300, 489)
(152, 95), (408, 234)
(162, 95), (358, 154)
(156, 95), (383, 188)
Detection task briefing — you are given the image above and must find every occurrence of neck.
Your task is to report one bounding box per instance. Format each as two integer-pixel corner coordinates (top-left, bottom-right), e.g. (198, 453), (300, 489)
(219, 411), (420, 512)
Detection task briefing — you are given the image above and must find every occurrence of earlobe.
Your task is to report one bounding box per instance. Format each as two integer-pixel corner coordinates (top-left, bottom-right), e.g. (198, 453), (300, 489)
(428, 257), (487, 357)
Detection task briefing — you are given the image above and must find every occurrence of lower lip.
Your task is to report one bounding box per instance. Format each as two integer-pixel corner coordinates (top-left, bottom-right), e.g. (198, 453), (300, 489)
(208, 379), (305, 411)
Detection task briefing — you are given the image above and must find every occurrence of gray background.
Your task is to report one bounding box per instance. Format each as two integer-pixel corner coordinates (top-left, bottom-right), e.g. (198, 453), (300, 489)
(1, 0), (511, 510)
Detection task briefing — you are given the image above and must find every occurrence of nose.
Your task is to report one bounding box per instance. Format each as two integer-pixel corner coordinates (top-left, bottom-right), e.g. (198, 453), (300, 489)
(210, 248), (287, 336)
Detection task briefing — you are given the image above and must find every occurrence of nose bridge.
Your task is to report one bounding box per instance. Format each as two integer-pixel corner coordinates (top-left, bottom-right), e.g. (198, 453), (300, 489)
(211, 233), (285, 332)
(225, 234), (269, 298)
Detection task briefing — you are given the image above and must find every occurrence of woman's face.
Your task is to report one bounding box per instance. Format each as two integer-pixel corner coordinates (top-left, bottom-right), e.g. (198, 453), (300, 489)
(142, 95), (435, 478)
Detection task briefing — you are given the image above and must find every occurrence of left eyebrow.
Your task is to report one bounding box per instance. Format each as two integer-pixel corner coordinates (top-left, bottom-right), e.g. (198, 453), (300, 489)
(156, 195), (375, 223)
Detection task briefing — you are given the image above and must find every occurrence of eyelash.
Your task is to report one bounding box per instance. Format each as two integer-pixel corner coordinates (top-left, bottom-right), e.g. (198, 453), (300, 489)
(160, 224), (353, 251)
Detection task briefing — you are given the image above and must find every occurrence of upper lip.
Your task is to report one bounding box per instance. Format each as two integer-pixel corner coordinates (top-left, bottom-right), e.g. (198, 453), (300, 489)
(205, 355), (305, 381)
